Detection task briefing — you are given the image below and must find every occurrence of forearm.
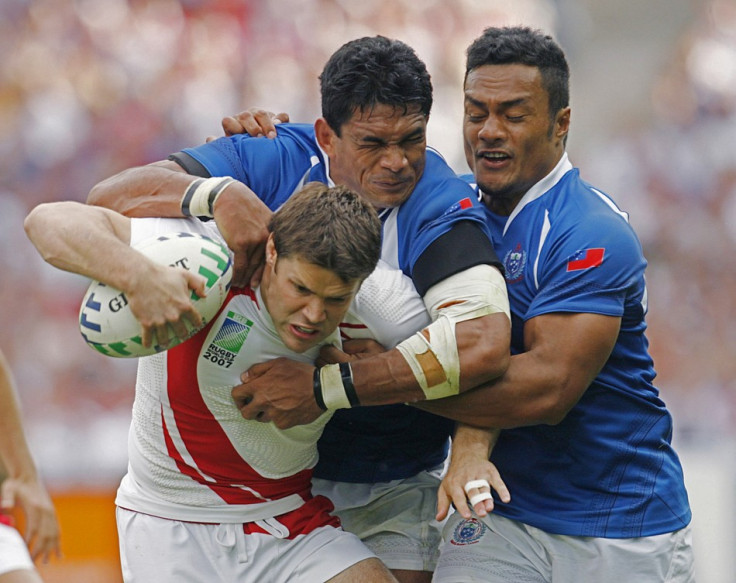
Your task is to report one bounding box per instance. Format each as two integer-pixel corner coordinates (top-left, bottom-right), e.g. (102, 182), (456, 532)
(414, 350), (564, 427)
(0, 353), (38, 482)
(87, 160), (192, 217)
(24, 201), (144, 290)
(347, 312), (510, 406)
(414, 312), (620, 428)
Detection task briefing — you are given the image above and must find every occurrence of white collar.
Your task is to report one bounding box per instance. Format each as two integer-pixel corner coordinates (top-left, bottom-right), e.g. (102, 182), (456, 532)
(500, 152), (572, 235)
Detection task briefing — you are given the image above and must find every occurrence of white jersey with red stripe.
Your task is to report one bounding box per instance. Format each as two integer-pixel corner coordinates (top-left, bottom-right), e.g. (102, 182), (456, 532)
(115, 217), (430, 528)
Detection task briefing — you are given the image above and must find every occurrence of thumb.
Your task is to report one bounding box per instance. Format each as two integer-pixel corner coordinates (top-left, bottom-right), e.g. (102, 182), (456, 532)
(188, 272), (208, 299)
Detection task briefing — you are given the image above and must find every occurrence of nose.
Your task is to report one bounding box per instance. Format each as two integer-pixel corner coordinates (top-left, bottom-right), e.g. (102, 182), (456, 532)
(380, 145), (409, 172)
(302, 297), (327, 324)
(478, 115), (505, 142)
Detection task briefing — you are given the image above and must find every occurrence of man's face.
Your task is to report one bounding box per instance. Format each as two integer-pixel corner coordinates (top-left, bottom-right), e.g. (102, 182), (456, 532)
(317, 103), (427, 210)
(463, 64), (569, 215)
(260, 238), (361, 353)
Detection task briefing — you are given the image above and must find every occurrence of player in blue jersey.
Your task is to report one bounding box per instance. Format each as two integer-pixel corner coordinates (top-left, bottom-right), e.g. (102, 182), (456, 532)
(403, 26), (694, 582)
(87, 36), (512, 583)
(227, 24), (696, 583)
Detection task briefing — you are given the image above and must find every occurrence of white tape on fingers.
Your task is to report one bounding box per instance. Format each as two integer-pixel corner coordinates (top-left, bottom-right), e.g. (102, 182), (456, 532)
(464, 479), (490, 494)
(469, 491), (493, 507)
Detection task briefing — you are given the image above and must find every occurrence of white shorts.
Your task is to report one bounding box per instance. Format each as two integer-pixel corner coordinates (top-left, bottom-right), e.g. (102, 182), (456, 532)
(116, 507), (376, 582)
(312, 465), (445, 572)
(0, 522), (35, 576)
(433, 512), (695, 583)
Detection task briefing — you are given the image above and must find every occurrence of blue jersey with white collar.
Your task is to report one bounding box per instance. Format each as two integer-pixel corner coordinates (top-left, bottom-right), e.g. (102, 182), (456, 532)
(461, 155), (691, 538)
(174, 124), (500, 483)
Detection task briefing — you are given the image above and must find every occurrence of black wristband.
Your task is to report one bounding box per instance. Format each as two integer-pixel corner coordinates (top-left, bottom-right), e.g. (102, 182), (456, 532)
(180, 178), (205, 217)
(313, 367), (327, 411)
(339, 362), (361, 407)
(207, 177), (235, 216)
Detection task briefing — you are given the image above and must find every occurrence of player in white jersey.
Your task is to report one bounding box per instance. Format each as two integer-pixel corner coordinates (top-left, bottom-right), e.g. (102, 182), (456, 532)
(24, 183), (419, 582)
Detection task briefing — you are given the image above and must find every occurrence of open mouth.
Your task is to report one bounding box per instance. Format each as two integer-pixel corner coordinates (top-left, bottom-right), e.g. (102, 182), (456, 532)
(479, 151), (511, 162)
(290, 324), (319, 339)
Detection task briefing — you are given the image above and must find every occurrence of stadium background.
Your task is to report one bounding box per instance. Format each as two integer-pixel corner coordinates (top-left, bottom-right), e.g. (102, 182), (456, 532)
(1, 0), (734, 581)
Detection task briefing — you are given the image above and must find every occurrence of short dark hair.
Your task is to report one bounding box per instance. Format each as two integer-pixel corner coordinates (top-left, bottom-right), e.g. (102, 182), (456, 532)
(319, 36), (433, 134)
(269, 182), (381, 283)
(466, 26), (570, 119)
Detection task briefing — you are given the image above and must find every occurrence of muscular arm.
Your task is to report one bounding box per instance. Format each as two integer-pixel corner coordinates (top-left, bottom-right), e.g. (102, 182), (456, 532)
(415, 312), (620, 428)
(236, 249), (511, 427)
(346, 308), (510, 405)
(24, 202), (206, 347)
(87, 158), (272, 287)
(87, 159), (194, 217)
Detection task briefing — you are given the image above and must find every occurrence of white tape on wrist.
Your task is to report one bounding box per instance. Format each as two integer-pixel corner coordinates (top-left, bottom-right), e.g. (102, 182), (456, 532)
(181, 176), (236, 219)
(319, 363), (352, 410)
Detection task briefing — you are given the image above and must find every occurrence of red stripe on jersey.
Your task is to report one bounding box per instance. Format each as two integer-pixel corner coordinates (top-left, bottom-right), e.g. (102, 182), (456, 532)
(162, 290), (312, 505)
(339, 321), (368, 341)
(459, 197), (472, 209)
(243, 495), (340, 538)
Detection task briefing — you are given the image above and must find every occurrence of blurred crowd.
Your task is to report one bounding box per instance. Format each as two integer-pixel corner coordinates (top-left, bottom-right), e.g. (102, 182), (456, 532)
(578, 0), (736, 443)
(0, 0), (733, 488)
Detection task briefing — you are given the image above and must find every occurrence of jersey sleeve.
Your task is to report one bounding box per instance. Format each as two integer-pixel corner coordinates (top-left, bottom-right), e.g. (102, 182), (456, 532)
(129, 217), (225, 247)
(170, 125), (318, 211)
(397, 151), (499, 293)
(527, 212), (646, 320)
(343, 260), (430, 348)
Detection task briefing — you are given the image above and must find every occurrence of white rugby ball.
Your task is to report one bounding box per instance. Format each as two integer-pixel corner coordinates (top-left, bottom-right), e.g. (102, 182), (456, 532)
(79, 232), (233, 358)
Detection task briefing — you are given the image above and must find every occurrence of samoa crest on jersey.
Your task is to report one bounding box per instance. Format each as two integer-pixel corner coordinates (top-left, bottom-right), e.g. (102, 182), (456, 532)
(503, 243), (527, 283)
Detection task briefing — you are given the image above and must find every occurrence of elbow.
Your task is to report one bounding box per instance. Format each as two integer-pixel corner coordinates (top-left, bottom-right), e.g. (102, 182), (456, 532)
(477, 341), (510, 383)
(533, 379), (584, 426)
(87, 181), (107, 207)
(24, 205), (49, 246)
(471, 313), (512, 383)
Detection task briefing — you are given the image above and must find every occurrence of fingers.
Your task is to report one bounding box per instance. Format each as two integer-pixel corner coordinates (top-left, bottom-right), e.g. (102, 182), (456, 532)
(221, 115), (247, 137)
(246, 258), (266, 290)
(221, 110), (283, 139)
(233, 242), (266, 288)
(435, 483), (453, 522)
(461, 479), (492, 518)
(488, 467), (511, 504)
(317, 344), (349, 365)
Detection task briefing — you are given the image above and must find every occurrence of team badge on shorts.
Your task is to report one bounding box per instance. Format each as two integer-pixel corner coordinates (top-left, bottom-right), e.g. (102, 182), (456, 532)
(450, 517), (487, 546)
(503, 243), (526, 283)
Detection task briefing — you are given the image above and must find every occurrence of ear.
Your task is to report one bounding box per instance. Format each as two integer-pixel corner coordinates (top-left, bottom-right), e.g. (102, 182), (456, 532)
(265, 233), (277, 265)
(556, 106), (571, 140)
(314, 118), (337, 155)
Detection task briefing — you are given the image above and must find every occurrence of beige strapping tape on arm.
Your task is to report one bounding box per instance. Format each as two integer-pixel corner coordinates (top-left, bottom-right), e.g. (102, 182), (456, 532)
(396, 264), (509, 400)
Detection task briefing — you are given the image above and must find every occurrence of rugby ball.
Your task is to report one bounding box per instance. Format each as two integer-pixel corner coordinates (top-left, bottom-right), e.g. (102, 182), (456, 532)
(79, 232), (233, 358)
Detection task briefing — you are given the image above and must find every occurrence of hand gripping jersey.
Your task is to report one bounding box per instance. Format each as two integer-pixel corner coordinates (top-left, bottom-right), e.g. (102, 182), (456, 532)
(461, 153), (691, 538)
(170, 124), (500, 483)
(115, 217), (430, 532)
